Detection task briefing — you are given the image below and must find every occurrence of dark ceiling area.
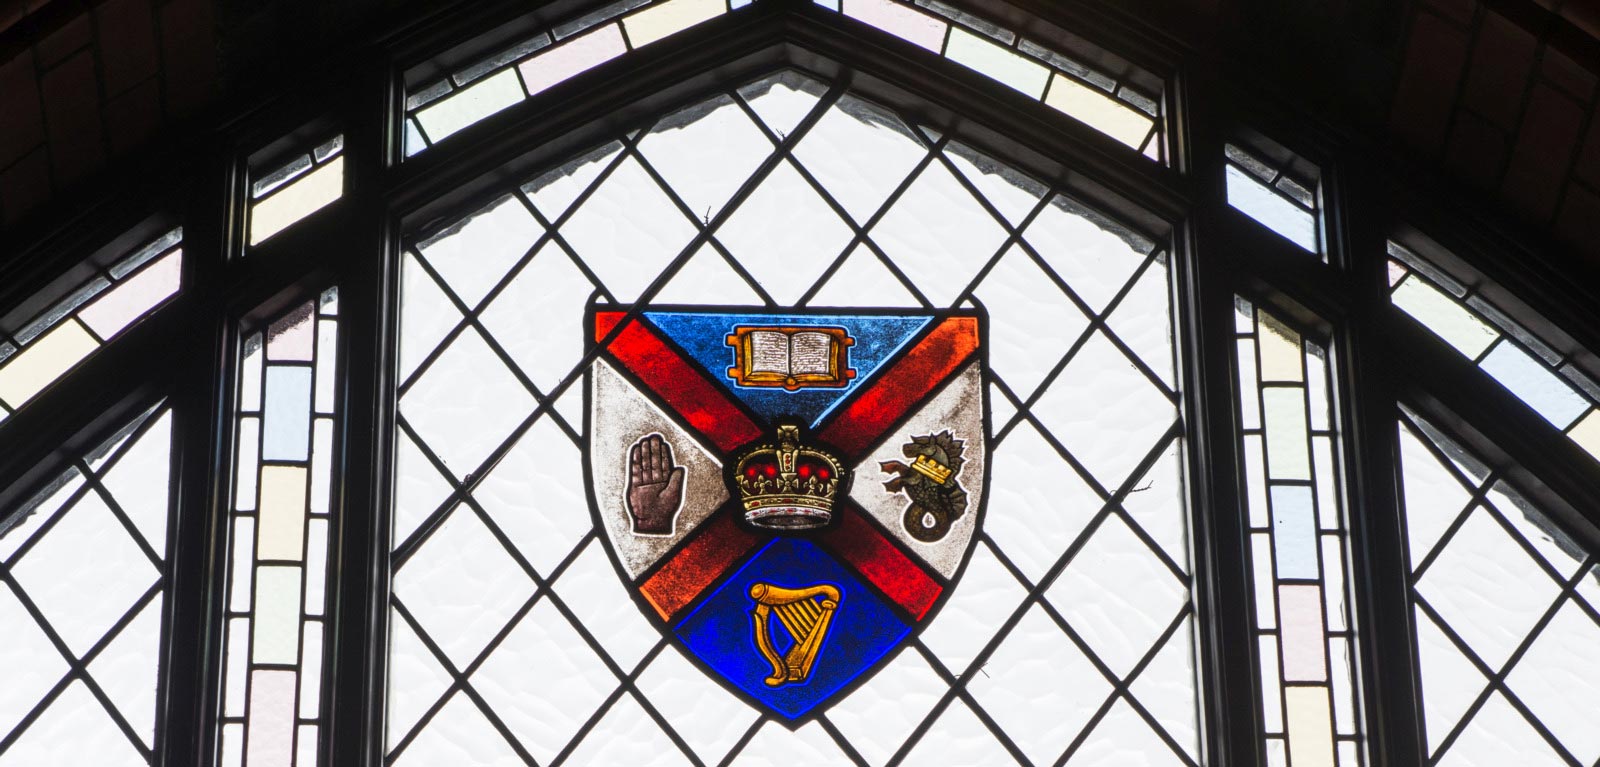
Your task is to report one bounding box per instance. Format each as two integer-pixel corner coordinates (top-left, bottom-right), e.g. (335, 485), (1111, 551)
(1, 0), (1599, 279)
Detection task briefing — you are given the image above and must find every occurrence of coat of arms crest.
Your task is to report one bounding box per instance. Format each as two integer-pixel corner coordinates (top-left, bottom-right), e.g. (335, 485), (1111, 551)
(585, 307), (987, 722)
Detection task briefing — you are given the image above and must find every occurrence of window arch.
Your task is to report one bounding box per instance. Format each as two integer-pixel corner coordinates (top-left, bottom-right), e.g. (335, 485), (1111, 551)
(0, 1), (1597, 766)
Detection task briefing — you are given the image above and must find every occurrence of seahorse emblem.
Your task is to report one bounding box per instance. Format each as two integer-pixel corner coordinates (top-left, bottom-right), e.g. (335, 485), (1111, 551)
(880, 431), (968, 543)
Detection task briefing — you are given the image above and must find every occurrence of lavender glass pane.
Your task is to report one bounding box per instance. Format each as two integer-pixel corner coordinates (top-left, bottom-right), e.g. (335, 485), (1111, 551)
(518, 23), (627, 97)
(267, 303), (315, 362)
(77, 251), (182, 340)
(263, 366), (314, 461)
(1279, 584), (1328, 682)
(1271, 485), (1318, 580)
(246, 669), (297, 767)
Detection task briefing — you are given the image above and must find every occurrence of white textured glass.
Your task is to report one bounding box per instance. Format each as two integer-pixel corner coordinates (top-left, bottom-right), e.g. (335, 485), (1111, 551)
(1399, 409), (1600, 763)
(0, 408), (172, 764)
(387, 74), (1198, 765)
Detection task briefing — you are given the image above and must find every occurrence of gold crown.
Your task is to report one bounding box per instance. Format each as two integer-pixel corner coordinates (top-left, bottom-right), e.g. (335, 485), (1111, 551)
(732, 425), (847, 530)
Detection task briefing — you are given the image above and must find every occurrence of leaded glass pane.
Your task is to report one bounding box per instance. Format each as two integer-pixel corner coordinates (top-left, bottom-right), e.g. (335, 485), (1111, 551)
(250, 137), (346, 247)
(218, 291), (342, 766)
(1396, 407), (1600, 765)
(1388, 242), (1600, 469)
(0, 405), (173, 764)
(0, 230), (183, 422)
(1224, 144), (1319, 256)
(403, 0), (1165, 164)
(1233, 300), (1364, 764)
(388, 72), (1198, 765)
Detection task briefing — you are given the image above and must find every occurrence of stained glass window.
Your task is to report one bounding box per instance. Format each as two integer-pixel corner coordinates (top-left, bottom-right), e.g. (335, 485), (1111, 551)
(387, 71), (1198, 765)
(1224, 143), (1319, 256)
(0, 405), (173, 764)
(218, 290), (342, 767)
(0, 229), (182, 424)
(1233, 299), (1363, 766)
(404, 0), (744, 156)
(1395, 407), (1600, 765)
(819, 0), (1164, 161)
(8, 1), (1600, 763)
(250, 137), (346, 247)
(1388, 241), (1600, 464)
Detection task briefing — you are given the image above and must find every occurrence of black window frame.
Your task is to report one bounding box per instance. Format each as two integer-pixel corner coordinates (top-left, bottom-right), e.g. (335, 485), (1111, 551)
(1, 1), (1599, 765)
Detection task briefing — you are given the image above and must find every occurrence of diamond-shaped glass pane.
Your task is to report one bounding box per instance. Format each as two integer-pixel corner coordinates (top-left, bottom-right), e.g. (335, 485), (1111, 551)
(1402, 411), (1600, 763)
(388, 72), (1194, 763)
(0, 407), (170, 765)
(394, 505), (537, 668)
(715, 160), (854, 305)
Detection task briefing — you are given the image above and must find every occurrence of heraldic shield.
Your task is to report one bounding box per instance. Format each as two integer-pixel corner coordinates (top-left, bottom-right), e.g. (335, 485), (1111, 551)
(584, 306), (988, 722)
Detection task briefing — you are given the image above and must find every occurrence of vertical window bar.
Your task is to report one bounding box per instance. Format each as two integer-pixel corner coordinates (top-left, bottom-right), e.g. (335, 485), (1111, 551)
(1235, 298), (1365, 766)
(218, 289), (341, 766)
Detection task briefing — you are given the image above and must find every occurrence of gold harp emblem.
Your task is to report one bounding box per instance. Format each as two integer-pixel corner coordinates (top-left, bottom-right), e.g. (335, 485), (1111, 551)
(748, 582), (841, 687)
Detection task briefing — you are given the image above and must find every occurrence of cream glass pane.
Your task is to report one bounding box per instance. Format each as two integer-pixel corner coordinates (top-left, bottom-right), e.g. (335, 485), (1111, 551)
(1043, 74), (1154, 149)
(77, 251), (182, 339)
(1257, 312), (1304, 382)
(415, 69), (525, 145)
(1568, 409), (1600, 460)
(1391, 276), (1499, 358)
(250, 157), (345, 246)
(518, 24), (628, 97)
(1284, 686), (1336, 767)
(258, 465), (308, 562)
(0, 319), (99, 408)
(622, 0), (723, 47)
(944, 28), (1049, 98)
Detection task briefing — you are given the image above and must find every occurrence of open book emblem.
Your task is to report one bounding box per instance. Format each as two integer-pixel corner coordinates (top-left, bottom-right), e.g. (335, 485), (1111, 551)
(584, 307), (988, 724)
(726, 325), (856, 390)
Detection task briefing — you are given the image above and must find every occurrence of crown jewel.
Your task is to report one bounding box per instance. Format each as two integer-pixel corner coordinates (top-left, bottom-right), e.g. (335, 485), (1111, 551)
(732, 425), (848, 530)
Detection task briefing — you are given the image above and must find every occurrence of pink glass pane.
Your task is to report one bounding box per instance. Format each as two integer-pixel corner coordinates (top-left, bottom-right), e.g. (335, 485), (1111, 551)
(266, 303), (316, 362)
(844, 0), (946, 52)
(245, 669), (298, 767)
(518, 23), (628, 97)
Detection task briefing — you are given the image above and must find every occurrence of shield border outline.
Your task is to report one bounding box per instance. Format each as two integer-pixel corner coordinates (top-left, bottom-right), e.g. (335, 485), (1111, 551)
(581, 303), (993, 727)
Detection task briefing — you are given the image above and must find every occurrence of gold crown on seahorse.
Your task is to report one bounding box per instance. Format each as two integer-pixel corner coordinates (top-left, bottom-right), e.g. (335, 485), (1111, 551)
(732, 425), (848, 531)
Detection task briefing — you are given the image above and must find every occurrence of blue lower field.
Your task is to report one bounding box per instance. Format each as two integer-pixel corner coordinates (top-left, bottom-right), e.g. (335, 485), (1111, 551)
(674, 537), (911, 719)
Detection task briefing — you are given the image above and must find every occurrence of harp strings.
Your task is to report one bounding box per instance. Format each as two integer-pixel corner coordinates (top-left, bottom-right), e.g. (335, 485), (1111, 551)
(773, 598), (822, 642)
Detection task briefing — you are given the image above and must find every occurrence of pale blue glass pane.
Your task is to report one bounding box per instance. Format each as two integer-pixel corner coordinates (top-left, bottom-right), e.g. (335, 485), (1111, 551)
(1480, 341), (1590, 429)
(263, 367), (313, 461)
(1271, 485), (1318, 580)
(1225, 165), (1317, 253)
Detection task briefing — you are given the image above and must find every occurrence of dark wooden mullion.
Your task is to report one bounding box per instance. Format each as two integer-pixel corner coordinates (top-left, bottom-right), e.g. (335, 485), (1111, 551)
(327, 52), (406, 767)
(1172, 66), (1265, 767)
(1339, 156), (1426, 767)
